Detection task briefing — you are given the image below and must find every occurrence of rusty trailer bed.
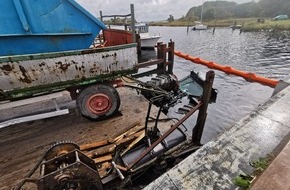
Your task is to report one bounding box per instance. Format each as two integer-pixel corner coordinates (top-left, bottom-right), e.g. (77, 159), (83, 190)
(0, 43), (138, 101)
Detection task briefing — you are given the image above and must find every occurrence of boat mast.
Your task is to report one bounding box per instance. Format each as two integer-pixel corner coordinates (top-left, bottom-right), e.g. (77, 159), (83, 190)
(201, 0), (204, 22)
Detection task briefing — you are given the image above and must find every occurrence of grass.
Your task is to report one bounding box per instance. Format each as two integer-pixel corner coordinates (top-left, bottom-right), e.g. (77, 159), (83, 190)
(150, 18), (257, 27)
(233, 174), (253, 189)
(150, 18), (290, 31)
(243, 19), (290, 32)
(233, 155), (274, 189)
(250, 155), (274, 175)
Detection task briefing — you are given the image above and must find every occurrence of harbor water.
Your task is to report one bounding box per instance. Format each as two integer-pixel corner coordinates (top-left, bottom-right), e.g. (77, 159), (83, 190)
(149, 27), (290, 143)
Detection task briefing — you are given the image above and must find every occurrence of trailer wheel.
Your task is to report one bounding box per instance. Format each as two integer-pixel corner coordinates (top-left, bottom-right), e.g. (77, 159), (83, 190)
(76, 84), (120, 120)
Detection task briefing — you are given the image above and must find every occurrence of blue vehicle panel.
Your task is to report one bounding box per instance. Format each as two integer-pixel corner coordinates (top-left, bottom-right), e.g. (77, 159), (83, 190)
(0, 0), (106, 56)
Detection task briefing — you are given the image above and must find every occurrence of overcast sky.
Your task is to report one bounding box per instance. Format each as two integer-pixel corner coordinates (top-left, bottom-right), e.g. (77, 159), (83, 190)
(76, 0), (253, 22)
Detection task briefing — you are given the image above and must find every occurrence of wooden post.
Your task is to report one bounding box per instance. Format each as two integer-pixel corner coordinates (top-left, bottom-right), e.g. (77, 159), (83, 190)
(161, 44), (167, 74)
(157, 42), (163, 71)
(192, 70), (215, 145)
(168, 41), (174, 74)
(240, 22), (244, 35)
(136, 33), (141, 56)
(212, 19), (217, 35)
(156, 43), (167, 74)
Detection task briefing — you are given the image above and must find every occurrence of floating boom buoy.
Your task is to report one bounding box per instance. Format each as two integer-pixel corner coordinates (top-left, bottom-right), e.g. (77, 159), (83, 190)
(174, 51), (279, 88)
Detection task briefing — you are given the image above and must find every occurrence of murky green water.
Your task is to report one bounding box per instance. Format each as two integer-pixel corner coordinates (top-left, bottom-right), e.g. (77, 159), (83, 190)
(149, 26), (290, 143)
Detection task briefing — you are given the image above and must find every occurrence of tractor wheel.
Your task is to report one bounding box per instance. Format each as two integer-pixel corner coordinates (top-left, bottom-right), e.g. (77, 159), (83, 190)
(76, 84), (120, 120)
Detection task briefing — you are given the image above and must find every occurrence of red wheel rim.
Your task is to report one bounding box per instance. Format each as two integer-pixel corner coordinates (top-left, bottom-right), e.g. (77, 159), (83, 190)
(86, 94), (112, 115)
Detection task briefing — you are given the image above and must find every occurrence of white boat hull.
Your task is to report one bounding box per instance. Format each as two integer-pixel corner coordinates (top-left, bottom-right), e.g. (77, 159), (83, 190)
(192, 25), (207, 30)
(140, 36), (161, 48)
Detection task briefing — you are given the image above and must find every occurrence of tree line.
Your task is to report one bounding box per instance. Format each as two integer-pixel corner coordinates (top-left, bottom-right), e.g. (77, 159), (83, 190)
(184, 0), (290, 21)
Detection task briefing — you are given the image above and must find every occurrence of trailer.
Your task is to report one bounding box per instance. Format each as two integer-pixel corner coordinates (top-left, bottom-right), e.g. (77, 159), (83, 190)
(0, 0), (138, 120)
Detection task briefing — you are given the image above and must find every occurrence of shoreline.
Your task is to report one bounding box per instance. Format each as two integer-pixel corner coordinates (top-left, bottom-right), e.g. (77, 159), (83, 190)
(148, 18), (290, 32)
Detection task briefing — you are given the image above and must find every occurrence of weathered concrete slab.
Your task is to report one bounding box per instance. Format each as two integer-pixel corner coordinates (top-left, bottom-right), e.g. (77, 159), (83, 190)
(145, 85), (290, 190)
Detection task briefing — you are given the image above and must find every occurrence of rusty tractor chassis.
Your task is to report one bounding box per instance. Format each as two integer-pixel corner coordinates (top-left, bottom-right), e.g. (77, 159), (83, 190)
(0, 43), (137, 101)
(14, 70), (216, 190)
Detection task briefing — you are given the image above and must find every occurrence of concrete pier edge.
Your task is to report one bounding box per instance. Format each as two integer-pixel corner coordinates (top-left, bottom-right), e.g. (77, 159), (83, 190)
(144, 84), (290, 189)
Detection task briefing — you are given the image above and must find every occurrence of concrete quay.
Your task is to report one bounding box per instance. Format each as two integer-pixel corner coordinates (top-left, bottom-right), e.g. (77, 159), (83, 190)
(145, 83), (290, 190)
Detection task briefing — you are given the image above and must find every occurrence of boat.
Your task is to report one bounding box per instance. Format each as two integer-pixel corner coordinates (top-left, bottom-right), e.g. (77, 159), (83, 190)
(134, 23), (161, 49)
(192, 0), (207, 30)
(230, 25), (242, 30)
(192, 21), (207, 30)
(229, 21), (242, 30)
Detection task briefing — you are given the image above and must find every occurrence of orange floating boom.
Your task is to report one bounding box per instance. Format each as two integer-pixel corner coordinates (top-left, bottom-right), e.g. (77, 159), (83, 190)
(174, 51), (279, 88)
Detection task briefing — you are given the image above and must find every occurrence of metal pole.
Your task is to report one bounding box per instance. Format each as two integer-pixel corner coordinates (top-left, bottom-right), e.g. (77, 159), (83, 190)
(201, 0), (204, 23)
(192, 70), (215, 145)
(127, 102), (202, 170)
(100, 11), (103, 22)
(130, 4), (136, 43)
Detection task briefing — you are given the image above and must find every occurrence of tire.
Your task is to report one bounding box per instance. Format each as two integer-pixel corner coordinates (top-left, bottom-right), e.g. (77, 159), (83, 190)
(76, 84), (120, 120)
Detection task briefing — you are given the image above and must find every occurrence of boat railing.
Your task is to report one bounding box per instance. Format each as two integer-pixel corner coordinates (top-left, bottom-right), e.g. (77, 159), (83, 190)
(100, 4), (136, 43)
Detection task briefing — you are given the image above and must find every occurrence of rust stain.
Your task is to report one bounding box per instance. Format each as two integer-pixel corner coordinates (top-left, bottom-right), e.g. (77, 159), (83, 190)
(39, 62), (46, 67)
(102, 53), (118, 59)
(19, 65), (32, 83)
(0, 64), (13, 72)
(89, 68), (99, 74)
(60, 63), (70, 71)
(89, 63), (101, 74)
(56, 61), (70, 71)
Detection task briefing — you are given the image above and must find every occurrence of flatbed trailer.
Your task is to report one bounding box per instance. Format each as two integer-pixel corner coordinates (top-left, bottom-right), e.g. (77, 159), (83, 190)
(0, 0), (141, 120)
(0, 43), (138, 120)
